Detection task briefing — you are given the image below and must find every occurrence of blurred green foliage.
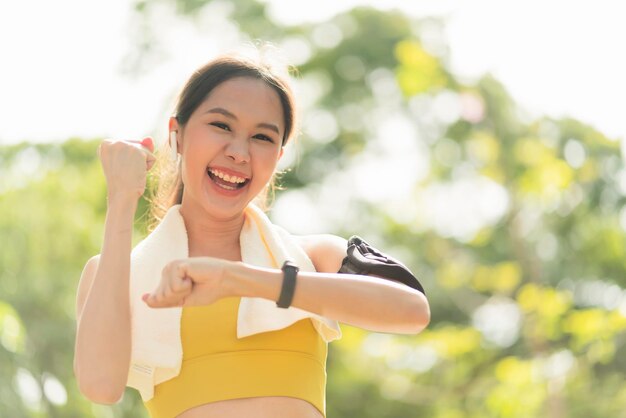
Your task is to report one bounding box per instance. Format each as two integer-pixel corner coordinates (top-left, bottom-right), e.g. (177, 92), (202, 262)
(1, 1), (626, 417)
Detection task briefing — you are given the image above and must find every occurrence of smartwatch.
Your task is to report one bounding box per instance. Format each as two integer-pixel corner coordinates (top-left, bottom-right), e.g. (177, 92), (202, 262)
(276, 260), (299, 308)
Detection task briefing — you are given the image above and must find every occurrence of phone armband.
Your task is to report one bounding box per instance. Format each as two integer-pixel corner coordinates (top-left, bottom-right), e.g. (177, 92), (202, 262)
(338, 235), (425, 295)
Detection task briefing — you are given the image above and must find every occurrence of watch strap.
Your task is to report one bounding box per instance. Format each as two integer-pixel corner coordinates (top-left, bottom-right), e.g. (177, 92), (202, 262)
(276, 260), (299, 308)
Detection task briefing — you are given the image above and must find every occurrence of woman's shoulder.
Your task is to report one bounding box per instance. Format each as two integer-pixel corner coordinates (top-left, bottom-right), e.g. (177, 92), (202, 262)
(292, 234), (347, 274)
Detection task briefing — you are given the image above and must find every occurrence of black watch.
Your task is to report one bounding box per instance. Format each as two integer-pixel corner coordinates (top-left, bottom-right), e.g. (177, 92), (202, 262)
(276, 260), (299, 308)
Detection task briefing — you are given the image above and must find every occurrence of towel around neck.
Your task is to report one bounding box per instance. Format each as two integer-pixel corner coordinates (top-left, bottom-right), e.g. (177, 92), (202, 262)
(126, 203), (342, 400)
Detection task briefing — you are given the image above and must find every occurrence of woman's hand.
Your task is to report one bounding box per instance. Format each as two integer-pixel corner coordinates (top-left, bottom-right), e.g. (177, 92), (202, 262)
(142, 257), (237, 308)
(98, 137), (156, 202)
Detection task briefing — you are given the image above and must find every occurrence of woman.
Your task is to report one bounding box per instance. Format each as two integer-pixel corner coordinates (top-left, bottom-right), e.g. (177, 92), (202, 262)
(74, 52), (430, 418)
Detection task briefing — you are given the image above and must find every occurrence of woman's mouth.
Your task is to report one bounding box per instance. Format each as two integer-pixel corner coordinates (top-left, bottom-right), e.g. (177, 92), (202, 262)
(207, 167), (251, 192)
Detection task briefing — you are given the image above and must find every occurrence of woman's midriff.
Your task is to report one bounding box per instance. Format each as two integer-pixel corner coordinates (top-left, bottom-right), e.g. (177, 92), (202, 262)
(144, 297), (330, 418)
(176, 396), (324, 418)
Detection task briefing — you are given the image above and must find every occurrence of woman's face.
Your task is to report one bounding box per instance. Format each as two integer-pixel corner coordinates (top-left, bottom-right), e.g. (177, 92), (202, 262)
(175, 76), (285, 218)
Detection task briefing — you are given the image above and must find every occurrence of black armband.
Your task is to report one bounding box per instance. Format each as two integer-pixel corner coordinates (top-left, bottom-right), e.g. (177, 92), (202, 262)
(337, 235), (425, 295)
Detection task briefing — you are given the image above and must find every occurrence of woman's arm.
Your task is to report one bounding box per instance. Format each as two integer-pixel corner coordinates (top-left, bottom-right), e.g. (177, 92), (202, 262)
(75, 138), (155, 404)
(73, 196), (136, 404)
(144, 234), (430, 334)
(228, 234), (430, 334)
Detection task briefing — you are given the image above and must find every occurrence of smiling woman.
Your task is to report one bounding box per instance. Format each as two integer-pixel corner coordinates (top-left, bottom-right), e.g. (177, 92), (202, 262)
(73, 46), (430, 418)
(167, 75), (286, 222)
(148, 55), (296, 223)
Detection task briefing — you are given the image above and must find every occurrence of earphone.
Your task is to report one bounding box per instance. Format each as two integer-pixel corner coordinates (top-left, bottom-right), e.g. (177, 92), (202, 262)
(169, 131), (178, 163)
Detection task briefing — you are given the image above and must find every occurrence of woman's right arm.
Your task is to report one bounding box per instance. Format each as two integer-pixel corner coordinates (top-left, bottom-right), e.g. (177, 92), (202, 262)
(74, 138), (155, 404)
(73, 196), (137, 404)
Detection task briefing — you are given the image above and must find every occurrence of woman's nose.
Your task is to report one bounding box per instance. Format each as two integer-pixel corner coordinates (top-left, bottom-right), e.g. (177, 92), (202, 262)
(225, 137), (250, 164)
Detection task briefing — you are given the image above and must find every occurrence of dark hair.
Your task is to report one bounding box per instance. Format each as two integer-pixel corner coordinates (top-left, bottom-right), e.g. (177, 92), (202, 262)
(176, 56), (295, 146)
(146, 53), (297, 231)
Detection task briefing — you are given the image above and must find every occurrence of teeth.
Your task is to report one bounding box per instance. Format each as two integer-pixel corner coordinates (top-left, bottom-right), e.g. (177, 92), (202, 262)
(208, 168), (247, 184)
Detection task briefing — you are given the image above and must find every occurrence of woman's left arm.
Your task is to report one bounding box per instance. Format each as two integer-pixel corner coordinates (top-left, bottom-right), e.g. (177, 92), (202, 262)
(143, 234), (430, 335)
(227, 234), (430, 335)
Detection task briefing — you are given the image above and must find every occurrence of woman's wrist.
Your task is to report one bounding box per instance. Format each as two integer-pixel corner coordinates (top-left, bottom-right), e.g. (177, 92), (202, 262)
(222, 262), (254, 298)
(223, 262), (282, 301)
(104, 194), (138, 235)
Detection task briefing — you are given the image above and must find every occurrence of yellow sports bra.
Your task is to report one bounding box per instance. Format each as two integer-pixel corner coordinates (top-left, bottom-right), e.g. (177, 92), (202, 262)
(144, 296), (328, 418)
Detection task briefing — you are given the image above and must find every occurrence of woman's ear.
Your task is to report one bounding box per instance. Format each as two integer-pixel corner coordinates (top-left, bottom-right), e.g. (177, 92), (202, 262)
(278, 147), (284, 160)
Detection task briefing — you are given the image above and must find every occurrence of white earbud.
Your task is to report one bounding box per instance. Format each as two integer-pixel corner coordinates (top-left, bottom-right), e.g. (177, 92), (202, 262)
(169, 131), (178, 163)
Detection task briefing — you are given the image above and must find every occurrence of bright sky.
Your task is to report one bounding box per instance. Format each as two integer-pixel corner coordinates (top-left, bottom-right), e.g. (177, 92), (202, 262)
(0, 0), (624, 146)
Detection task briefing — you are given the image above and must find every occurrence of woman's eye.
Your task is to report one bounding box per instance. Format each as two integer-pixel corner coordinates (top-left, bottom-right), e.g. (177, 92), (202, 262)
(254, 134), (274, 143)
(210, 122), (230, 131)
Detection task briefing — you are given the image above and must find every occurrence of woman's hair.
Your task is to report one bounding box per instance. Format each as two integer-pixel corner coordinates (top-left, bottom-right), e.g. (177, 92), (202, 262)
(145, 52), (298, 232)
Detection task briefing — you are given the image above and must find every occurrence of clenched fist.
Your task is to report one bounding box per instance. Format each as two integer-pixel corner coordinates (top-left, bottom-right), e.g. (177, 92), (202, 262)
(98, 137), (156, 201)
(142, 257), (237, 308)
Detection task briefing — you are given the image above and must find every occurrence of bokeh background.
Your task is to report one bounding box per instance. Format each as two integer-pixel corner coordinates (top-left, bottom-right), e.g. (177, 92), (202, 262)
(1, 1), (626, 417)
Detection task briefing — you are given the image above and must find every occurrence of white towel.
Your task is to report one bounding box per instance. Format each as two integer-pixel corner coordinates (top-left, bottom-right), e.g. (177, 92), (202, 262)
(126, 203), (342, 401)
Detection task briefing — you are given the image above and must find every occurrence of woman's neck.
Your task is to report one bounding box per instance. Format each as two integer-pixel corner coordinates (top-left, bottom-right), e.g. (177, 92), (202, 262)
(178, 200), (245, 259)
